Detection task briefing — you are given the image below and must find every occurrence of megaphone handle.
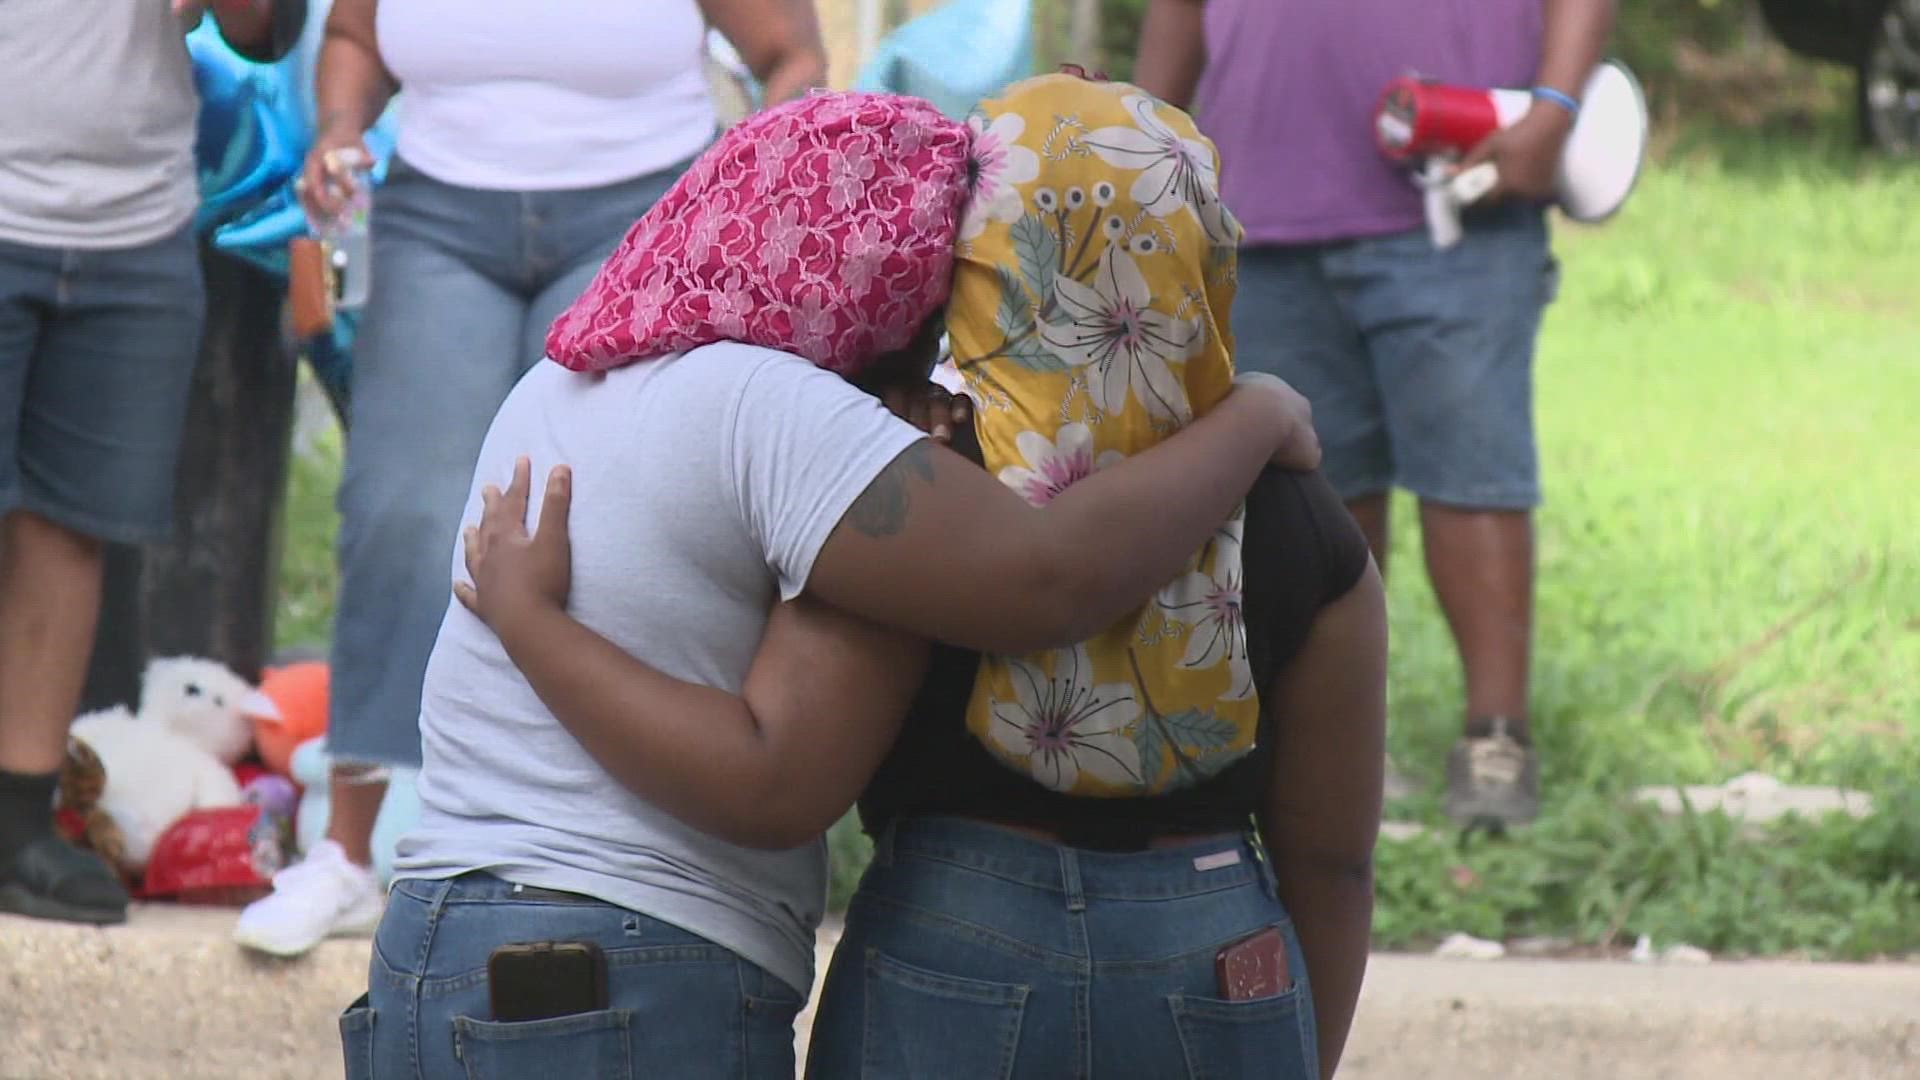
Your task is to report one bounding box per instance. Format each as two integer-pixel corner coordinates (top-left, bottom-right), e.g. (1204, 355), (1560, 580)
(1427, 195), (1462, 249)
(1419, 159), (1464, 250)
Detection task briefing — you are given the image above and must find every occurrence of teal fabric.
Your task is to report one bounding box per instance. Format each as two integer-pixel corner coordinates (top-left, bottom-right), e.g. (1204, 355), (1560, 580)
(853, 0), (1034, 120)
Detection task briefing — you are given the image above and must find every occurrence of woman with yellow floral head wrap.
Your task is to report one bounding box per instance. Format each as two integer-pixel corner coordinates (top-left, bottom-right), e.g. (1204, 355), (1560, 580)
(801, 75), (1386, 1079)
(945, 72), (1259, 797)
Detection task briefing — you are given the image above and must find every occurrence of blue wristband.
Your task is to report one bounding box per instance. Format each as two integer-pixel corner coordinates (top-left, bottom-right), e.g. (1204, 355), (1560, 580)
(1531, 86), (1580, 117)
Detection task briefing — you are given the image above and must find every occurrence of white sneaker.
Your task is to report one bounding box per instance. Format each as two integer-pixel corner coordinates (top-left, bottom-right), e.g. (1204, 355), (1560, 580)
(233, 839), (384, 957)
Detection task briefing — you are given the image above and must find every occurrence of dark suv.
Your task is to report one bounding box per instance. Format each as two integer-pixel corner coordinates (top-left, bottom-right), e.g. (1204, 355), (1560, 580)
(1757, 0), (1919, 154)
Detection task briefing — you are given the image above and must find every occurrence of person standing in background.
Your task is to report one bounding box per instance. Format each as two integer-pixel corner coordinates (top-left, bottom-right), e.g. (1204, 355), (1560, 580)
(1135, 0), (1616, 830)
(232, 0), (827, 957)
(0, 0), (306, 927)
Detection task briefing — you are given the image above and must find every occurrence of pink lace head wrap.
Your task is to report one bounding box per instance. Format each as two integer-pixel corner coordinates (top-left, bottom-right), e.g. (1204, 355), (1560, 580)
(545, 92), (974, 377)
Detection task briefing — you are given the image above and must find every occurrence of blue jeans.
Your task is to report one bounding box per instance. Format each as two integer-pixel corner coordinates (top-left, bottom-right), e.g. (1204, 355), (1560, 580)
(326, 155), (687, 767)
(805, 818), (1318, 1080)
(1233, 204), (1557, 511)
(342, 873), (804, 1080)
(0, 224), (203, 544)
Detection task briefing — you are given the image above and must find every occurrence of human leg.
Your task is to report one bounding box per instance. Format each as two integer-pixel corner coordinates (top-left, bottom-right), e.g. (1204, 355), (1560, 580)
(1337, 205), (1555, 827)
(1421, 503), (1534, 727)
(325, 175), (525, 779)
(0, 227), (203, 921)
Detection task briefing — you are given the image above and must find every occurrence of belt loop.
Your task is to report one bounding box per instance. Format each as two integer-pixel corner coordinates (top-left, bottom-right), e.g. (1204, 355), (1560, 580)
(873, 819), (897, 868)
(1248, 830), (1279, 898)
(1058, 845), (1086, 914)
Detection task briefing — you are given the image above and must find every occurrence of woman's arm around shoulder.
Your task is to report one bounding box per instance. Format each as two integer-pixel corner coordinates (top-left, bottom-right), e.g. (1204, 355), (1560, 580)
(798, 372), (1322, 655)
(700, 0), (827, 106)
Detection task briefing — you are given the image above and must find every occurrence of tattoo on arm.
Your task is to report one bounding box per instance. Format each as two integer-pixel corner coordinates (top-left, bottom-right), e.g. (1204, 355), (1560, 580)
(845, 441), (936, 539)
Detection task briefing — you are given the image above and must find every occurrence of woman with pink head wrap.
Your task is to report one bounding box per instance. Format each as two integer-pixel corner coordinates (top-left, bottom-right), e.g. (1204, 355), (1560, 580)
(387, 90), (1321, 1078)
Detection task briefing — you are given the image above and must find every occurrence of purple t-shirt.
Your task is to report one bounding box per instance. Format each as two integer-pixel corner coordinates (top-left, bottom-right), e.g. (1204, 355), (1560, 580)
(1192, 0), (1544, 246)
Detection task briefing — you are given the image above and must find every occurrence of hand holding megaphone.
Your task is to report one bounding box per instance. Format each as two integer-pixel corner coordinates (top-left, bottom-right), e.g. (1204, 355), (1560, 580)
(1376, 60), (1649, 250)
(1454, 104), (1578, 204)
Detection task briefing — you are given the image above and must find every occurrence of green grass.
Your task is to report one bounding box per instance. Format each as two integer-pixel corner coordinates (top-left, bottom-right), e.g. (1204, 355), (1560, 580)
(1371, 123), (1920, 957)
(276, 123), (1920, 956)
(276, 419), (343, 651)
(1388, 126), (1920, 803)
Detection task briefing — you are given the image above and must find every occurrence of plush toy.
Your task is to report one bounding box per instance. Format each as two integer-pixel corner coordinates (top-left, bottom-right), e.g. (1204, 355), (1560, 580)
(54, 737), (124, 870)
(249, 661), (330, 778)
(69, 657), (274, 874)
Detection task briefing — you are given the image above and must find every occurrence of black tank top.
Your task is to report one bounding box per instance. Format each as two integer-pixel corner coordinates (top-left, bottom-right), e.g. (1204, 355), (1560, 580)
(857, 466), (1372, 849)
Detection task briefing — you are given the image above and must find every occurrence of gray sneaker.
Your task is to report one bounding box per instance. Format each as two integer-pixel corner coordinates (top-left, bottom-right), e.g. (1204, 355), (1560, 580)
(1444, 718), (1540, 830)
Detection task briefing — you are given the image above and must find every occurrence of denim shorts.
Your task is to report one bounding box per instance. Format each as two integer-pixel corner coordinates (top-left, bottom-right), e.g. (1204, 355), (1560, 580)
(805, 817), (1318, 1080)
(0, 224), (204, 544)
(326, 155), (687, 768)
(343, 873), (804, 1080)
(1233, 203), (1557, 511)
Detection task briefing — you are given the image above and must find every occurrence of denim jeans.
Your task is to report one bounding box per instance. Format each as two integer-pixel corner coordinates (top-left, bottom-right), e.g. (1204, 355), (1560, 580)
(342, 873), (804, 1080)
(805, 818), (1318, 1080)
(0, 224), (203, 544)
(326, 154), (687, 768)
(1233, 203), (1557, 511)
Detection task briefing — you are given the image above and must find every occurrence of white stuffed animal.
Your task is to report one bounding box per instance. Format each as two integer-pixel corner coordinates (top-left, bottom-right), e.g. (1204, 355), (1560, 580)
(70, 657), (276, 873)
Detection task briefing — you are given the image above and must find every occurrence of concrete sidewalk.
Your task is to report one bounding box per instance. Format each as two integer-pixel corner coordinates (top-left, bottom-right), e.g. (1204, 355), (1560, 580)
(3, 905), (1915, 1079)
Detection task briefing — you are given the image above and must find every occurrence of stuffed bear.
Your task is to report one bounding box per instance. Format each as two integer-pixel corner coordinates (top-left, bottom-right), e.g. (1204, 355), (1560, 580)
(54, 737), (124, 870)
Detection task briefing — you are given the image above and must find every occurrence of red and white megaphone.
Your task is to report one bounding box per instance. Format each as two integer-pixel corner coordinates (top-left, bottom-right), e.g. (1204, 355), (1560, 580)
(1374, 60), (1649, 249)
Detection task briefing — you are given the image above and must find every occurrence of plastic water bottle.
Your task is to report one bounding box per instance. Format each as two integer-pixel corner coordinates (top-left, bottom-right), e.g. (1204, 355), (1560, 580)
(315, 153), (373, 310)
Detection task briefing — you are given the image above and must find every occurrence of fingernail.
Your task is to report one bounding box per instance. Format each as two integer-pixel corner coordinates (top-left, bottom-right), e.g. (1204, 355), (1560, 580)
(934, 424), (951, 440)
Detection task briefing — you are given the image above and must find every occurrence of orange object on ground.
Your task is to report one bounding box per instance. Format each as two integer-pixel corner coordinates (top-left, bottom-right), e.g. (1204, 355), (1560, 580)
(251, 662), (330, 777)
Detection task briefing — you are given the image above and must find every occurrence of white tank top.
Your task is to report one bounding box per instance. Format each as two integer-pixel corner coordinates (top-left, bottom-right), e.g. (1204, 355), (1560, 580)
(377, 0), (716, 191)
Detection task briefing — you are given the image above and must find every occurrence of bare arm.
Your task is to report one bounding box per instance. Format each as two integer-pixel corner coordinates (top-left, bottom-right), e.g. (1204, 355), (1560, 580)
(1463, 0), (1617, 200)
(1133, 0), (1208, 110)
(806, 376), (1318, 655)
(491, 595), (923, 850)
(300, 0), (398, 218)
(700, 0), (828, 108)
(314, 0), (396, 134)
(1260, 560), (1387, 1080)
(1537, 0), (1617, 104)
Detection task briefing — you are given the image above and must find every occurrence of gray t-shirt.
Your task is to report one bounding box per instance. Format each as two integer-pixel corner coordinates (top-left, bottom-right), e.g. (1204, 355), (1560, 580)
(394, 345), (922, 995)
(0, 0), (203, 248)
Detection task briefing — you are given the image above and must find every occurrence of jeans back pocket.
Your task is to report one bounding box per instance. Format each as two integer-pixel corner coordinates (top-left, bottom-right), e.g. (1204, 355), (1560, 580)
(861, 947), (1030, 1080)
(339, 994), (377, 1080)
(1169, 990), (1315, 1080)
(454, 1009), (635, 1080)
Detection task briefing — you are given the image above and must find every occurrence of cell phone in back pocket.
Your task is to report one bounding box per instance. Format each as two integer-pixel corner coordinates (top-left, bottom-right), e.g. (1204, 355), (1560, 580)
(487, 940), (609, 1022)
(1215, 926), (1291, 1001)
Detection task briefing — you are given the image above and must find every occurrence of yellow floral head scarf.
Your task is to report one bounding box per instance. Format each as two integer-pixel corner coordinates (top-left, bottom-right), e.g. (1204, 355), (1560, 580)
(949, 73), (1256, 797)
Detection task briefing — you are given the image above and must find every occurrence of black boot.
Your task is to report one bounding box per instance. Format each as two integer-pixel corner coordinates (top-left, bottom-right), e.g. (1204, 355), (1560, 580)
(0, 768), (128, 925)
